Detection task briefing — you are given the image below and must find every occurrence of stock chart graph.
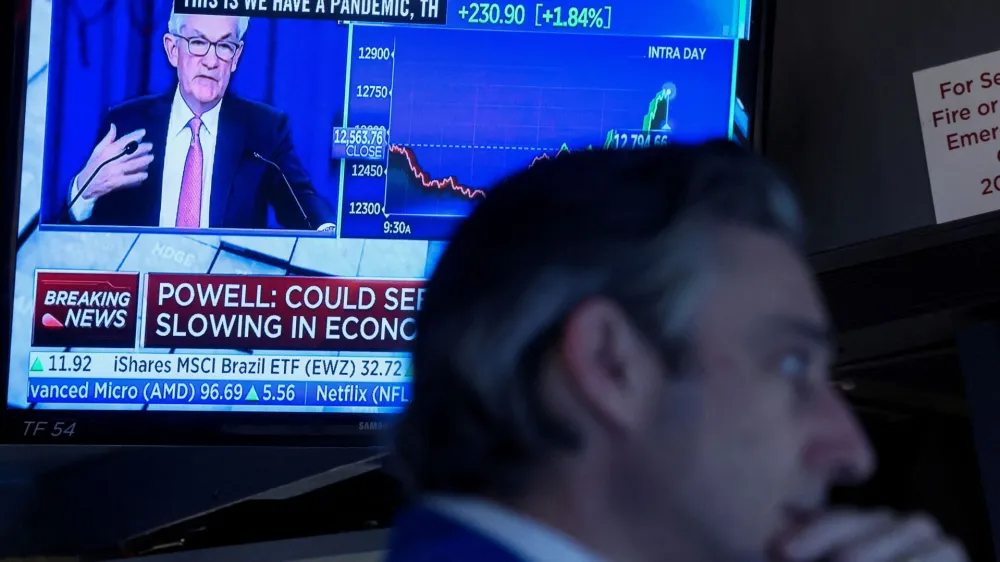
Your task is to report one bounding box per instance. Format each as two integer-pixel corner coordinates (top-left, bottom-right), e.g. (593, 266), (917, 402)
(385, 144), (487, 219)
(383, 143), (578, 219)
(338, 25), (736, 240)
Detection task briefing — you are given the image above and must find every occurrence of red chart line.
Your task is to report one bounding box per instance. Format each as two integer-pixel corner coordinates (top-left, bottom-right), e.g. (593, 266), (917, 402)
(387, 144), (575, 201)
(389, 144), (487, 201)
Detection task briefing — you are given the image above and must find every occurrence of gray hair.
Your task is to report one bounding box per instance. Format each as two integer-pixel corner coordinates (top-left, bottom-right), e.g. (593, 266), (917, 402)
(168, 9), (250, 40)
(390, 141), (803, 498)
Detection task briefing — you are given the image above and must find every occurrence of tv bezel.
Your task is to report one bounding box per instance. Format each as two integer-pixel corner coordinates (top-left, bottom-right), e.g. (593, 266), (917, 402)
(0, 0), (778, 446)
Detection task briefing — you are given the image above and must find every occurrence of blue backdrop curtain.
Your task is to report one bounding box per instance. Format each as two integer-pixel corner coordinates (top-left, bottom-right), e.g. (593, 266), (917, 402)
(43, 0), (349, 225)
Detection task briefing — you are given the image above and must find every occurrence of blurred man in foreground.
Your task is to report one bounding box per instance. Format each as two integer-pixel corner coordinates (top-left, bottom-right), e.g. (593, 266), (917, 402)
(387, 142), (967, 562)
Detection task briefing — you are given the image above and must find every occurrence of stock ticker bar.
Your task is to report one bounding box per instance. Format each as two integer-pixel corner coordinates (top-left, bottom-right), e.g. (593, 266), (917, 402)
(24, 351), (413, 410)
(27, 352), (412, 380)
(26, 378), (409, 408)
(174, 0), (449, 24)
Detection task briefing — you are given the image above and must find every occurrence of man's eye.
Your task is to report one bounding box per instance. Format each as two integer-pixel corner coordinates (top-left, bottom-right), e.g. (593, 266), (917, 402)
(190, 39), (208, 47)
(778, 350), (809, 379)
(777, 349), (818, 401)
(778, 351), (808, 377)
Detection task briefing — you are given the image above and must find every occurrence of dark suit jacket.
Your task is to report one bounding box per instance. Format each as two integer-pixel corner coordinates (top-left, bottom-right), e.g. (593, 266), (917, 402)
(384, 505), (525, 562)
(77, 91), (336, 230)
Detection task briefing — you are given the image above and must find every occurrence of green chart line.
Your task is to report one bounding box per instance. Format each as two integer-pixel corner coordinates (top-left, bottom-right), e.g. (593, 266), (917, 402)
(604, 129), (616, 149)
(642, 90), (667, 133)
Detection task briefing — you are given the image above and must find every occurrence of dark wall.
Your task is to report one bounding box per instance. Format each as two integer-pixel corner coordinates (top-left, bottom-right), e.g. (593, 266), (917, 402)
(766, 0), (1000, 253)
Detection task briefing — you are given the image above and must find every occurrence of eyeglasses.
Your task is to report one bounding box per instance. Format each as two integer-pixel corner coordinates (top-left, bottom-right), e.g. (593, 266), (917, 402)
(173, 35), (241, 62)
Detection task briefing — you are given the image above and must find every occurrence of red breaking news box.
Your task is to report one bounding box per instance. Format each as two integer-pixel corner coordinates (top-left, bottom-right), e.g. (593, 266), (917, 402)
(32, 271), (141, 349)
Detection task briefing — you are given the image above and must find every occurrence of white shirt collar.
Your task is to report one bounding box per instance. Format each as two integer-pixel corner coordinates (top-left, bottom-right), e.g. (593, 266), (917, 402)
(427, 496), (606, 562)
(169, 87), (222, 138)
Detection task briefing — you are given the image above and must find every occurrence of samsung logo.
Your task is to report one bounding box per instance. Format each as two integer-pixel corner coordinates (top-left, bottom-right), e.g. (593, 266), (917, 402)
(359, 421), (389, 431)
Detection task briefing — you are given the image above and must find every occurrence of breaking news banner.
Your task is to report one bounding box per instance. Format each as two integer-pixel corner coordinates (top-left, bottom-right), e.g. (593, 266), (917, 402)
(32, 271), (141, 349)
(174, 0), (448, 24)
(143, 274), (424, 351)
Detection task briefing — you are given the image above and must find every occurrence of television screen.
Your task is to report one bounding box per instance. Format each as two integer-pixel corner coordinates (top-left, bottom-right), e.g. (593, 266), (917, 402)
(3, 0), (769, 444)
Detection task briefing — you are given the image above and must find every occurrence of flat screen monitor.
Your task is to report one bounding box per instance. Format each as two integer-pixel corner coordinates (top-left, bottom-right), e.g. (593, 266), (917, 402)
(2, 0), (773, 445)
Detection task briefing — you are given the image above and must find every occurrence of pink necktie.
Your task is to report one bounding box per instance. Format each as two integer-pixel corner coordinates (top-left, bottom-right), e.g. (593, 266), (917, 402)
(175, 116), (203, 228)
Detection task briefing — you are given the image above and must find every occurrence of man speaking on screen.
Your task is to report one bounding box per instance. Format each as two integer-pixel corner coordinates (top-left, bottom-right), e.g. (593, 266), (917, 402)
(66, 10), (337, 232)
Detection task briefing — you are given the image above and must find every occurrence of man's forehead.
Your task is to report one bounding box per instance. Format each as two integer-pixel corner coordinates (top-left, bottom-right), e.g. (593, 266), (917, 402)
(705, 227), (828, 327)
(181, 15), (239, 39)
(757, 313), (833, 346)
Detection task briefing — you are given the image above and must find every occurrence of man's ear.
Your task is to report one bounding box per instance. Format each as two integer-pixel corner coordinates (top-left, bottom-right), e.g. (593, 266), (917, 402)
(558, 298), (662, 435)
(231, 43), (244, 72)
(163, 34), (180, 68)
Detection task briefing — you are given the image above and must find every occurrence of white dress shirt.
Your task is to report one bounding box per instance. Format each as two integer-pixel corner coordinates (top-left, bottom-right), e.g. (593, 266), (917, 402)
(428, 496), (606, 562)
(70, 88), (219, 227)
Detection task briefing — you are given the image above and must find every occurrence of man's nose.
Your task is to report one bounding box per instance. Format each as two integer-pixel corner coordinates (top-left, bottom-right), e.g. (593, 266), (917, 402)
(801, 384), (876, 486)
(201, 50), (220, 67)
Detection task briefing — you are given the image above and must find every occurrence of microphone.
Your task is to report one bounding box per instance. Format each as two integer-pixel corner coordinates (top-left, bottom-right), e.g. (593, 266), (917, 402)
(60, 140), (140, 223)
(252, 151), (314, 231)
(16, 140), (140, 251)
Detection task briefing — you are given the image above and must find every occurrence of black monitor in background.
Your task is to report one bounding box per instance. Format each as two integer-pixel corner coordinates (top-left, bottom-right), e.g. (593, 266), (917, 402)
(0, 0), (776, 446)
(768, 0), (1000, 262)
(760, 0), (1000, 342)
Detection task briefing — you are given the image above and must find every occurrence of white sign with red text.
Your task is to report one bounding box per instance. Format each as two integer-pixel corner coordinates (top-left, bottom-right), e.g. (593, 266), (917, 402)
(914, 50), (1000, 223)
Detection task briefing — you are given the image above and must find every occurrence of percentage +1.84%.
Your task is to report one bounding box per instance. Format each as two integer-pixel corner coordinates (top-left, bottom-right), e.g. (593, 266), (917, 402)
(534, 4), (612, 30)
(456, 3), (612, 30)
